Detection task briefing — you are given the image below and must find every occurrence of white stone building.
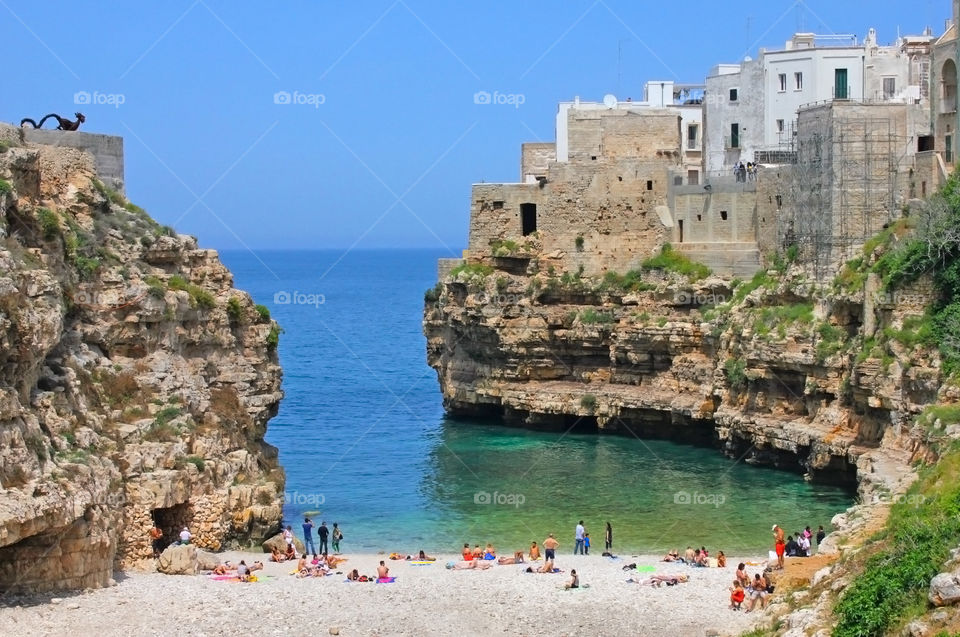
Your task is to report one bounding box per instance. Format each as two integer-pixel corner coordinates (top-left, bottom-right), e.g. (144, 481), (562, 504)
(704, 31), (933, 174)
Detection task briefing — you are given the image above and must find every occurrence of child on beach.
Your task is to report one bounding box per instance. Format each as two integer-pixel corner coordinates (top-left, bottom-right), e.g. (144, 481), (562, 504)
(583, 533), (590, 555)
(730, 580), (745, 610)
(564, 569), (579, 589)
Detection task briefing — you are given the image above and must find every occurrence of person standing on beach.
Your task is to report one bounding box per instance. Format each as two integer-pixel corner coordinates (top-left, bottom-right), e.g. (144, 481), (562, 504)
(302, 517), (316, 555)
(583, 533), (591, 555)
(604, 522), (612, 550)
(816, 525), (825, 548)
(332, 523), (343, 553)
(318, 521), (329, 554)
(544, 534), (559, 561)
(773, 524), (785, 570)
(574, 521), (585, 555)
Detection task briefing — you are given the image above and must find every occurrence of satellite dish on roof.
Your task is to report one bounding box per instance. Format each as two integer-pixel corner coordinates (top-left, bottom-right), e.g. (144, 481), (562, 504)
(602, 93), (617, 108)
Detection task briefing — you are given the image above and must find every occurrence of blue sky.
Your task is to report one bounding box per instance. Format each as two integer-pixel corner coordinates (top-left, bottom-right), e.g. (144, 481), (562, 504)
(2, 0), (948, 254)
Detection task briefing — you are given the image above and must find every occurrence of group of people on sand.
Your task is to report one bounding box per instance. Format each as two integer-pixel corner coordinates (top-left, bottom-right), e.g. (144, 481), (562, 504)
(772, 524), (826, 570)
(300, 517), (343, 555)
(210, 559), (264, 582)
(730, 562), (774, 612)
(661, 546), (727, 568)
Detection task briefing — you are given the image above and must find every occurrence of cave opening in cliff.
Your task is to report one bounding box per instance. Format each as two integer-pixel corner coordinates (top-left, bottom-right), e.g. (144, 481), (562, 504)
(152, 502), (193, 547)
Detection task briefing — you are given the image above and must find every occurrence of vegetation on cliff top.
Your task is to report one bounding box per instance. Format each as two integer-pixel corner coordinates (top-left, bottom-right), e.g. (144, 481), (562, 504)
(641, 243), (711, 281)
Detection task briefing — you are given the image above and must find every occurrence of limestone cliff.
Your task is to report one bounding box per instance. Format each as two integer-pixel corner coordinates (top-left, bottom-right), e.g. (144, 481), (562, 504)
(0, 124), (284, 593)
(425, 240), (947, 492)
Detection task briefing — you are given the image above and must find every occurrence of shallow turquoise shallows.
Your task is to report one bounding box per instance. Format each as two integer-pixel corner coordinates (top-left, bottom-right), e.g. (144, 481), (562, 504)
(220, 249), (854, 554)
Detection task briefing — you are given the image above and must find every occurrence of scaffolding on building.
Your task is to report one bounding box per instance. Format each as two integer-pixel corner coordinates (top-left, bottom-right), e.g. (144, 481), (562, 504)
(782, 111), (902, 279)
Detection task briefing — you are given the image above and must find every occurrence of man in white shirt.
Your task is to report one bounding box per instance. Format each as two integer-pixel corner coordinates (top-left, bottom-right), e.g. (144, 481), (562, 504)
(179, 527), (191, 545)
(574, 521), (585, 555)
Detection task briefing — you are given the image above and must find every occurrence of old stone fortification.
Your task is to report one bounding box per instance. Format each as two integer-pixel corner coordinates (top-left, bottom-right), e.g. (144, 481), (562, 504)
(0, 123), (284, 593)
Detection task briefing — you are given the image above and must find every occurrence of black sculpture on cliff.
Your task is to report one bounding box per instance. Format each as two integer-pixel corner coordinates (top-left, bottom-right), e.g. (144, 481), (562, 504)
(20, 112), (86, 131)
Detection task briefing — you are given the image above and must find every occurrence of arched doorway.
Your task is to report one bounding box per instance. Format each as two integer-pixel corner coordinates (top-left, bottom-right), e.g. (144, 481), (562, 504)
(942, 59), (957, 113)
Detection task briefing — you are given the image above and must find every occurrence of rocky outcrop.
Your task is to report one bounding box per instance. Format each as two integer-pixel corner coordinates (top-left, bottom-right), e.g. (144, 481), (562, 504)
(0, 124), (285, 593)
(425, 261), (938, 489)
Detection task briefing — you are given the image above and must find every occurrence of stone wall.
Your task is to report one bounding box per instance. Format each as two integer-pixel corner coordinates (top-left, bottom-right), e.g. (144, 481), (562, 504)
(520, 143), (555, 181)
(22, 129), (125, 194)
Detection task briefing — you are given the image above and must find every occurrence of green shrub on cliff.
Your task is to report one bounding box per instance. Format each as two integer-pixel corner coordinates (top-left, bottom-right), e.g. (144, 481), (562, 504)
(255, 304), (271, 322)
(724, 358), (747, 391)
(37, 208), (60, 240)
(642, 243), (711, 282)
(450, 262), (494, 282)
(168, 274), (216, 309)
(601, 270), (656, 294)
(0, 179), (11, 196)
(580, 394), (597, 412)
(833, 441), (960, 637)
(578, 308), (615, 325)
(424, 283), (443, 303)
(266, 324), (282, 350)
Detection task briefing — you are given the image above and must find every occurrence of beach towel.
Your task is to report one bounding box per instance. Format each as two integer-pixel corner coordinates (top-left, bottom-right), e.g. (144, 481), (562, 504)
(635, 565), (657, 573)
(408, 561), (434, 565)
(376, 577), (396, 583)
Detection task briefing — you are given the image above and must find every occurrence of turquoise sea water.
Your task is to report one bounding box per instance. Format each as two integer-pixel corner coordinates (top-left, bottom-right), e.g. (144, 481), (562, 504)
(220, 249), (853, 554)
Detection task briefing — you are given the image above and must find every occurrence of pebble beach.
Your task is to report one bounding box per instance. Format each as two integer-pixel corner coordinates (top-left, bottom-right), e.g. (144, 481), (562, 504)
(0, 551), (768, 637)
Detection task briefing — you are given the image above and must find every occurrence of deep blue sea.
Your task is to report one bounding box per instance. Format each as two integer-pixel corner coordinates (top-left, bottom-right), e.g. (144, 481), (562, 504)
(220, 249), (853, 554)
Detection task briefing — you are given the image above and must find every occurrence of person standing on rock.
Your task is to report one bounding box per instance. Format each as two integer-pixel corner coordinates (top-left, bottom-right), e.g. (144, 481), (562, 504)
(179, 526), (192, 545)
(302, 517), (316, 555)
(332, 522), (343, 554)
(816, 525), (826, 548)
(318, 520), (330, 554)
(604, 522), (613, 551)
(150, 524), (164, 558)
(574, 521), (585, 555)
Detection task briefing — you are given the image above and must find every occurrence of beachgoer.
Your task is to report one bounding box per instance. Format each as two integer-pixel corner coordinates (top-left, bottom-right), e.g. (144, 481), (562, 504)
(462, 543), (473, 560)
(284, 543), (296, 561)
(149, 525), (164, 558)
(684, 546), (695, 563)
(326, 552), (346, 568)
(348, 569), (360, 581)
(583, 533), (591, 555)
(735, 563), (750, 587)
(816, 525), (826, 547)
(538, 558), (555, 574)
(694, 549), (707, 567)
(250, 561), (264, 572)
(302, 517), (316, 555)
(332, 523), (343, 553)
(785, 535), (798, 557)
(717, 551), (727, 568)
(416, 550), (436, 561)
(730, 580), (745, 610)
(803, 525), (812, 540)
(574, 520), (585, 555)
(701, 546), (709, 558)
(270, 546), (285, 562)
(212, 561), (234, 575)
(773, 524), (785, 570)
(798, 534), (811, 557)
(237, 560), (250, 582)
(543, 534), (559, 561)
(484, 543), (496, 559)
(318, 521), (329, 554)
(746, 573), (769, 612)
(564, 569), (579, 589)
(377, 560), (389, 578)
(604, 522), (612, 550)
(529, 541), (541, 560)
(178, 526), (191, 545)
(497, 551), (525, 565)
(472, 544), (483, 558)
(450, 560), (491, 570)
(663, 549), (680, 562)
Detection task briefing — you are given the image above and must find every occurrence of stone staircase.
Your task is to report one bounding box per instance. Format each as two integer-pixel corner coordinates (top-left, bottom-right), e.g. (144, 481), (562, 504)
(674, 241), (763, 278)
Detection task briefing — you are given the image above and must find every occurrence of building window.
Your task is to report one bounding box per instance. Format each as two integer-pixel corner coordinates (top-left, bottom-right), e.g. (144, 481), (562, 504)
(776, 119), (785, 133)
(720, 210), (728, 221)
(687, 170), (699, 185)
(947, 134), (954, 164)
(730, 123), (740, 149)
(778, 74), (787, 92)
(492, 201), (504, 210)
(520, 203), (537, 235)
(729, 88), (738, 102)
(646, 180), (653, 191)
(795, 72), (803, 90)
(687, 124), (698, 149)
(883, 77), (896, 99)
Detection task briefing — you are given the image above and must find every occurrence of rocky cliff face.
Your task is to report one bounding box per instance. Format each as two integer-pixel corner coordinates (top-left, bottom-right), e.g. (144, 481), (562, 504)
(0, 125), (284, 593)
(424, 246), (944, 493)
